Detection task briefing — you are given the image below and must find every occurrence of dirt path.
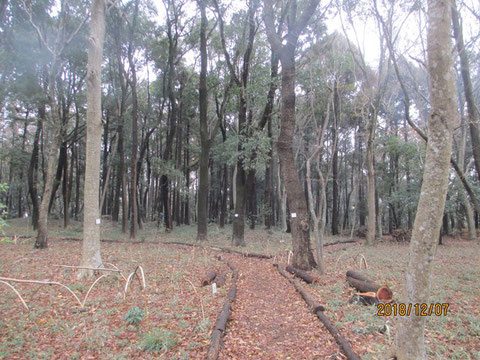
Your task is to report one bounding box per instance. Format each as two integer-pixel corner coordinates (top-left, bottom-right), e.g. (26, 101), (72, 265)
(219, 256), (339, 360)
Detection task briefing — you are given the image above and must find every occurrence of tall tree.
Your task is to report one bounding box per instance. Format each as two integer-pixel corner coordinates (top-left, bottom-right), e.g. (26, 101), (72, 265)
(331, 80), (340, 235)
(79, 0), (106, 277)
(214, 0), (259, 246)
(451, 1), (480, 184)
(127, 0), (140, 239)
(263, 0), (320, 270)
(196, 0), (209, 241)
(394, 0), (458, 358)
(21, 0), (87, 248)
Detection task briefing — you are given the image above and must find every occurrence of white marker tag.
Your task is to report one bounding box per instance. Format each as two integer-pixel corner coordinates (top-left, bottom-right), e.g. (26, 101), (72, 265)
(96, 218), (101, 225)
(234, 214), (239, 218)
(212, 283), (217, 294)
(291, 213), (297, 218)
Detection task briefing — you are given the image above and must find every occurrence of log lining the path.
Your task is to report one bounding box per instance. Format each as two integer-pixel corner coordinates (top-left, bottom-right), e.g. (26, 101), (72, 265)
(216, 272), (227, 287)
(285, 265), (319, 284)
(206, 256), (238, 360)
(275, 264), (362, 360)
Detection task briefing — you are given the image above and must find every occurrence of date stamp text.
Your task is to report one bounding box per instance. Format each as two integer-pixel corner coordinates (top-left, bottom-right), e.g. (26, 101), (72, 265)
(377, 303), (450, 317)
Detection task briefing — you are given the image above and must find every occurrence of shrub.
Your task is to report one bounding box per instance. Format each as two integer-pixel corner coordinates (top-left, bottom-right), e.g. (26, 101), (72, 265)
(124, 306), (145, 327)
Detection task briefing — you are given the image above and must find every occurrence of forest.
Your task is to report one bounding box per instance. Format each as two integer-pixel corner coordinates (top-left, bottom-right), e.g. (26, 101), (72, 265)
(0, 0), (479, 359)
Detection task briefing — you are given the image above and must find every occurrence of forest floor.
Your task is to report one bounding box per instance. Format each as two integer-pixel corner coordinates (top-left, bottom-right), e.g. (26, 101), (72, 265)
(0, 218), (479, 359)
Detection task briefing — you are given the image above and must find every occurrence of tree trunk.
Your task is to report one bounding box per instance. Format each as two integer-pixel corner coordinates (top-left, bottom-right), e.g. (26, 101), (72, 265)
(219, 164), (228, 228)
(278, 163), (288, 232)
(28, 110), (42, 230)
(62, 144), (71, 228)
(262, 49), (279, 230)
(35, 60), (62, 249)
(264, 153), (273, 229)
(263, 0), (320, 269)
(331, 81), (340, 235)
(455, 99), (477, 241)
(232, 164), (246, 246)
(394, 1), (458, 358)
(196, 0), (209, 241)
(366, 110), (376, 245)
(184, 116), (190, 225)
(79, 0), (105, 278)
(277, 49), (316, 269)
(246, 170), (257, 230)
(451, 2), (480, 184)
(230, 0), (258, 246)
(48, 141), (67, 213)
(101, 115), (109, 215)
(127, 0), (140, 239)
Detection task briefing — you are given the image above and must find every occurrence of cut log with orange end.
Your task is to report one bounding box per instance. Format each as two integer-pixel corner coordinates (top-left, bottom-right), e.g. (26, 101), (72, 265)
(376, 285), (393, 303)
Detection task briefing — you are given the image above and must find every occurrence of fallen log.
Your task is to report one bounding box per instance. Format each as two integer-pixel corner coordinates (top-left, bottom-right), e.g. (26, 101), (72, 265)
(228, 285), (236, 302)
(201, 271), (217, 286)
(285, 265), (319, 284)
(274, 264), (361, 360)
(324, 239), (357, 247)
(206, 329), (222, 360)
(275, 265), (325, 313)
(59, 237), (156, 244)
(164, 241), (273, 259)
(376, 285), (393, 303)
(346, 276), (379, 293)
(215, 256), (239, 281)
(349, 292), (378, 306)
(207, 256), (238, 360)
(315, 310), (362, 360)
(215, 272), (227, 287)
(211, 246), (273, 259)
(214, 301), (231, 332)
(346, 274), (393, 303)
(346, 270), (373, 283)
(60, 237), (121, 243)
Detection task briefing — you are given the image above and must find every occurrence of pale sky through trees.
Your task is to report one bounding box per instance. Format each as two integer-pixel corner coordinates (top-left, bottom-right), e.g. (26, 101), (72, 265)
(45, 0), (479, 82)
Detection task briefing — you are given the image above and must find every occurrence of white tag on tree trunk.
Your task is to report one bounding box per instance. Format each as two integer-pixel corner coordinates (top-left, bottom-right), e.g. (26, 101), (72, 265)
(212, 283), (217, 294)
(291, 213), (297, 218)
(234, 214), (239, 218)
(96, 218), (101, 225)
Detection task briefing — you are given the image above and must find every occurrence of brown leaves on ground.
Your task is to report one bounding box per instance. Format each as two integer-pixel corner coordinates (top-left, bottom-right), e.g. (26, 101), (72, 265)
(219, 256), (342, 360)
(0, 232), (478, 359)
(0, 240), (229, 359)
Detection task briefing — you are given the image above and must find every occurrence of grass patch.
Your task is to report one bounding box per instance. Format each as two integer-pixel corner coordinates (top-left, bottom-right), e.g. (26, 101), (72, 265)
(139, 328), (177, 353)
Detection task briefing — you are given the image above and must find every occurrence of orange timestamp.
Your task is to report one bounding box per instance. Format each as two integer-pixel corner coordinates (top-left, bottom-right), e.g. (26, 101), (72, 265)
(376, 303), (450, 317)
